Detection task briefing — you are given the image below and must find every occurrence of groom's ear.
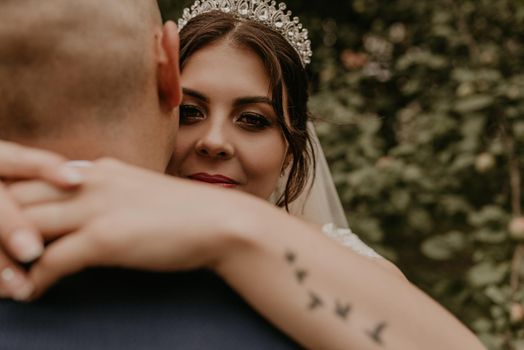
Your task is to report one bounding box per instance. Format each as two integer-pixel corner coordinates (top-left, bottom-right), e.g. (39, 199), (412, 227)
(157, 20), (182, 110)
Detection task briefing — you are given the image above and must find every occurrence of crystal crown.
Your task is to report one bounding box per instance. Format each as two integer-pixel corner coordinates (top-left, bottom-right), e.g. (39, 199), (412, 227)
(178, 0), (313, 66)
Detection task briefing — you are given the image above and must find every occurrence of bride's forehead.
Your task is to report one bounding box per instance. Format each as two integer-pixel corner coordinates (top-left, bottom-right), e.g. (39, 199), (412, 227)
(185, 40), (266, 70)
(182, 44), (272, 90)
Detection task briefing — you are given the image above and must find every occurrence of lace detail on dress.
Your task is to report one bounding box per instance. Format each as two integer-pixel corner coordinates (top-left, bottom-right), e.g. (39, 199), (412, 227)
(322, 223), (382, 259)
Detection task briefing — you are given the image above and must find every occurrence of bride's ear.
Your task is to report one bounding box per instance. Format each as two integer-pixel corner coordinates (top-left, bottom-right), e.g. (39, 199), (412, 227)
(157, 20), (182, 109)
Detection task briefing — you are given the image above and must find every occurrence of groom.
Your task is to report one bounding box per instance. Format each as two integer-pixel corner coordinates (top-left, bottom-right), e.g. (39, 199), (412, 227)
(0, 0), (298, 348)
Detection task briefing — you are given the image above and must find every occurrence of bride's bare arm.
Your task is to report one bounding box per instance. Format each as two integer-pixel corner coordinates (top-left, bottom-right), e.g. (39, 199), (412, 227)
(8, 159), (485, 350)
(213, 199), (484, 350)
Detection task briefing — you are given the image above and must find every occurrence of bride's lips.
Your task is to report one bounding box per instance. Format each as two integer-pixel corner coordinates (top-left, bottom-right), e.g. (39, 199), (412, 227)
(188, 173), (239, 188)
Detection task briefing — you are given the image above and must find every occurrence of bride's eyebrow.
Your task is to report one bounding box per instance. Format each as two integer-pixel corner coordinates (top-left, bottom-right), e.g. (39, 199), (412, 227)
(183, 88), (273, 107)
(182, 88), (209, 103)
(234, 96), (273, 107)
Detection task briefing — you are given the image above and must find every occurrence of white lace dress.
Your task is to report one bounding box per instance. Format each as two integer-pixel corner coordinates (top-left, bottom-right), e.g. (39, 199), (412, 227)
(322, 223), (382, 259)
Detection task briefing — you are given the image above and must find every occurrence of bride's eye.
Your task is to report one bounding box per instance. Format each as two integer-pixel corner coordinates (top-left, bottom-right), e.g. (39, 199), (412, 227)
(180, 105), (204, 125)
(237, 113), (272, 131)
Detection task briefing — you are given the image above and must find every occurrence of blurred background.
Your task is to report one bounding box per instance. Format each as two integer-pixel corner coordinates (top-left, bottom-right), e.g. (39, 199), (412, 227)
(158, 1), (524, 348)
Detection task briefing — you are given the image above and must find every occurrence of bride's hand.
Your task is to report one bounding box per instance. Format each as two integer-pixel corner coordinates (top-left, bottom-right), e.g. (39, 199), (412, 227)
(0, 140), (83, 300)
(8, 158), (248, 300)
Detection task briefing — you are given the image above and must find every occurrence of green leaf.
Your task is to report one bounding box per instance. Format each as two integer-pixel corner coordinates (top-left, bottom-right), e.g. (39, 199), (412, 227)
(439, 195), (471, 215)
(421, 231), (466, 260)
(391, 190), (411, 211)
(408, 208), (433, 233)
(477, 333), (504, 350)
(452, 68), (477, 83)
(454, 95), (495, 114)
(467, 262), (509, 288)
(474, 229), (508, 244)
(396, 50), (448, 70)
(472, 318), (493, 333)
(468, 206), (508, 228)
(512, 339), (524, 350)
(514, 121), (524, 139)
(484, 285), (509, 305)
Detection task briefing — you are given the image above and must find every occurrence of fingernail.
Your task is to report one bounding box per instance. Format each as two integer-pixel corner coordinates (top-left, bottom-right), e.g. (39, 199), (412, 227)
(10, 229), (44, 263)
(0, 267), (34, 302)
(65, 160), (94, 168)
(12, 283), (34, 302)
(59, 166), (85, 186)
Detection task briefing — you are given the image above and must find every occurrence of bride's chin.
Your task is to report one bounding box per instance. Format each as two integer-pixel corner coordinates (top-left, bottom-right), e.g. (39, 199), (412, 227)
(214, 183), (237, 189)
(190, 179), (238, 189)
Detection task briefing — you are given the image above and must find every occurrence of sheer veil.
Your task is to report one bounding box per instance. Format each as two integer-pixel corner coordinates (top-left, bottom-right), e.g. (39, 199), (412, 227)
(271, 123), (383, 259)
(271, 122), (349, 229)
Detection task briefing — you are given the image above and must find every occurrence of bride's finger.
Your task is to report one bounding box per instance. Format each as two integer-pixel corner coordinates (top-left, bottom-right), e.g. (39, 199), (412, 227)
(8, 181), (75, 207)
(0, 182), (44, 263)
(22, 200), (94, 241)
(0, 246), (34, 301)
(28, 232), (94, 300)
(0, 141), (82, 187)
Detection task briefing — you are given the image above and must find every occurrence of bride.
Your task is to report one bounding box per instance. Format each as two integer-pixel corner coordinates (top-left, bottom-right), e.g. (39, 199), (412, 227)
(0, 1), (484, 349)
(174, 6), (382, 260)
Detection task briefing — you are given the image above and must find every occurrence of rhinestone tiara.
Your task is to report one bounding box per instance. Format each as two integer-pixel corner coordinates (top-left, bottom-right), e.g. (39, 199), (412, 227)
(178, 0), (313, 66)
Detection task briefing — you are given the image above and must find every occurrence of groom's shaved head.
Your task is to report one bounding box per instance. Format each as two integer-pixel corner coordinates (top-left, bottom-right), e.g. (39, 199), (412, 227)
(0, 0), (163, 140)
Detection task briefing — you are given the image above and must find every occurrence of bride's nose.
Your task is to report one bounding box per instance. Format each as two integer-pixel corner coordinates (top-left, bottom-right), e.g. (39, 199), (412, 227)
(195, 120), (235, 160)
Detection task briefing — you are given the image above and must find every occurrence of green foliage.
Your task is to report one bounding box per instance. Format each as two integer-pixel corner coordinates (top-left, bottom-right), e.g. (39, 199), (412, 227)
(158, 1), (524, 348)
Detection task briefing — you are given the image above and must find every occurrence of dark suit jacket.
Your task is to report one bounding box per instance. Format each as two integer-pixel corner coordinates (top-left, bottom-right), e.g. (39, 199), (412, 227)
(0, 269), (301, 350)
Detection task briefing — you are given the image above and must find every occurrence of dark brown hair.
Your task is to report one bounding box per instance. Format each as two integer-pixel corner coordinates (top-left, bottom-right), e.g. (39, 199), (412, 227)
(179, 11), (315, 210)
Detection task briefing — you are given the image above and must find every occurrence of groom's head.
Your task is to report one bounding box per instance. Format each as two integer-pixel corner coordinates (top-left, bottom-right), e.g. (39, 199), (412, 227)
(0, 0), (181, 171)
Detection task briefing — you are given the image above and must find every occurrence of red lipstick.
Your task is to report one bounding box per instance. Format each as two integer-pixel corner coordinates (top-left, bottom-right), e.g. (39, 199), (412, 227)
(188, 173), (239, 188)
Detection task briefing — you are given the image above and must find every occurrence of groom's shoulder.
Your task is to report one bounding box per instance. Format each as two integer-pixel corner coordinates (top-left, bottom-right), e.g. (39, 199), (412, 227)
(0, 269), (300, 350)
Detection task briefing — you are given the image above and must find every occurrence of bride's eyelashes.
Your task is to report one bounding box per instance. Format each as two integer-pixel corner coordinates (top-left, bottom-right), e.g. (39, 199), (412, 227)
(179, 104), (205, 125)
(235, 112), (273, 131)
(179, 104), (273, 131)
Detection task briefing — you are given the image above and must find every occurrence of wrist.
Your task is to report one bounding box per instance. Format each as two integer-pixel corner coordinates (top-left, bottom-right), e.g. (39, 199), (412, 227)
(207, 192), (279, 276)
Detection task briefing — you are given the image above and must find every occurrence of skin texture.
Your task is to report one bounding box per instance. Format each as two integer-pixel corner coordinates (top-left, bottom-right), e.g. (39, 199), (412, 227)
(0, 0), (181, 300)
(0, 0), (180, 172)
(6, 160), (487, 350)
(0, 0), (164, 143)
(0, 141), (82, 299)
(0, 2), (486, 349)
(170, 40), (288, 200)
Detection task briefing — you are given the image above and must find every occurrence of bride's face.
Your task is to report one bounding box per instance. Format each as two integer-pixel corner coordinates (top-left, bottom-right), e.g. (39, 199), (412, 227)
(168, 40), (288, 200)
